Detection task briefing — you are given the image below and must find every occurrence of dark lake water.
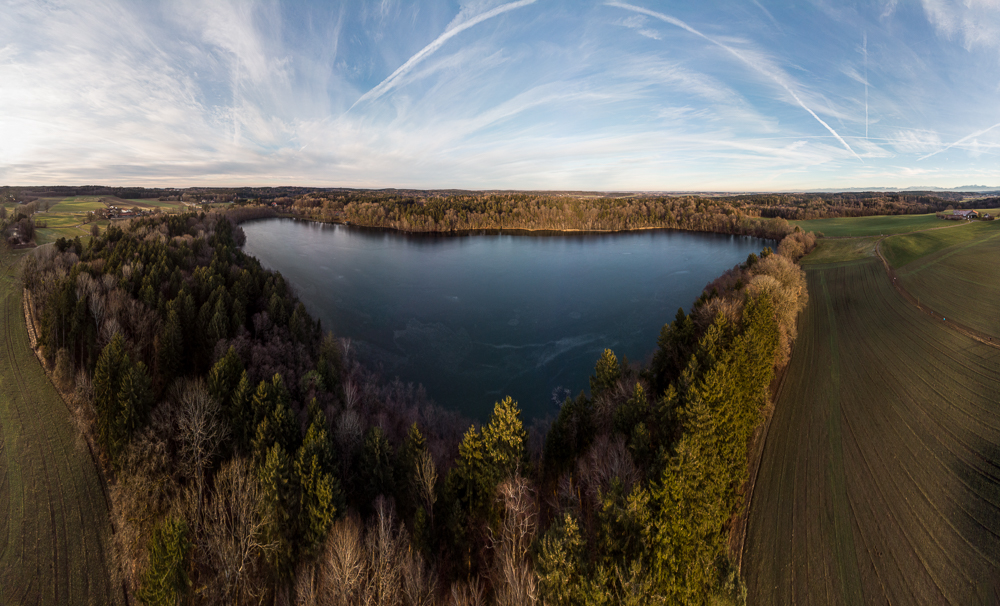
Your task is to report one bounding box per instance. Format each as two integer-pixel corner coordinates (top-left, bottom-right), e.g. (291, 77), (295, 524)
(241, 219), (766, 421)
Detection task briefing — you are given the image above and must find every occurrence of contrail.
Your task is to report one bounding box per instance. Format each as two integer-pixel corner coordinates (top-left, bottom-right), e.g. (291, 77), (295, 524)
(920, 122), (1000, 161)
(863, 32), (868, 141)
(607, 1), (863, 162)
(349, 0), (537, 111)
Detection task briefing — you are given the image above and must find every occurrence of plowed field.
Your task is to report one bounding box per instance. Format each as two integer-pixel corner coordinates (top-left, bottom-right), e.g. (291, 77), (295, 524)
(0, 251), (116, 605)
(745, 259), (1000, 604)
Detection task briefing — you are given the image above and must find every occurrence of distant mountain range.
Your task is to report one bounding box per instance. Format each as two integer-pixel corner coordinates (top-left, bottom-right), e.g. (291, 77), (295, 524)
(802, 185), (1000, 194)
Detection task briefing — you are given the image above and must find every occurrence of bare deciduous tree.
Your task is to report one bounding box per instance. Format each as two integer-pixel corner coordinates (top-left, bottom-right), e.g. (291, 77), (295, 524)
(202, 457), (271, 606)
(174, 379), (229, 535)
(449, 578), (486, 606)
(321, 514), (365, 606)
(414, 450), (438, 524)
(491, 477), (539, 606)
(363, 497), (406, 606)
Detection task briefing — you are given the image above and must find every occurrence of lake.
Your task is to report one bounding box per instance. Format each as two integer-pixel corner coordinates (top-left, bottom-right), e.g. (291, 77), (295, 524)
(241, 219), (766, 421)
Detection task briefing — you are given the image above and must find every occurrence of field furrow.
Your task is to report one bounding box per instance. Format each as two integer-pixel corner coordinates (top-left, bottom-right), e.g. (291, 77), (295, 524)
(0, 251), (116, 605)
(745, 258), (1000, 604)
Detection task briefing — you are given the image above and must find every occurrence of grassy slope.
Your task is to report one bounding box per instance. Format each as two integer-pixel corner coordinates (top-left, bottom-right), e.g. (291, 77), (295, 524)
(745, 259), (1000, 605)
(791, 213), (943, 237)
(0, 251), (115, 605)
(894, 226), (1000, 340)
(881, 220), (1000, 267)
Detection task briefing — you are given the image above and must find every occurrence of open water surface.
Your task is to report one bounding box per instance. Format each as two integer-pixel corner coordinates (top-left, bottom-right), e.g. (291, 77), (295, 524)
(242, 219), (766, 421)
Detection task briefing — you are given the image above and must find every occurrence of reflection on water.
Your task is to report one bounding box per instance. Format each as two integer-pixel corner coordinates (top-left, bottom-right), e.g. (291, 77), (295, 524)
(241, 219), (766, 421)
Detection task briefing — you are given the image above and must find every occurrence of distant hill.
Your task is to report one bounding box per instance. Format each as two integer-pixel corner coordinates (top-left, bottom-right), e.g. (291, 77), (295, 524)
(804, 185), (1000, 194)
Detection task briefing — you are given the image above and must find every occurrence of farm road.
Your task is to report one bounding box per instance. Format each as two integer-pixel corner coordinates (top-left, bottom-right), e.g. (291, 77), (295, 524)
(0, 251), (116, 605)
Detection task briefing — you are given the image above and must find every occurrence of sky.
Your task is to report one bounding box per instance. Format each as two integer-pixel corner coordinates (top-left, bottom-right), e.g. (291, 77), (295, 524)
(1, 0), (999, 191)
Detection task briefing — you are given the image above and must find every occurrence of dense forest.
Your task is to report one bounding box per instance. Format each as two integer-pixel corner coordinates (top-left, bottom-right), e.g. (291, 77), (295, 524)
(23, 211), (814, 605)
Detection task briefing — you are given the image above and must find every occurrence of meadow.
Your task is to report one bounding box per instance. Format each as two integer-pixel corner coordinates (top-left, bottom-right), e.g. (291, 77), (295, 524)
(744, 258), (1000, 604)
(0, 250), (115, 605)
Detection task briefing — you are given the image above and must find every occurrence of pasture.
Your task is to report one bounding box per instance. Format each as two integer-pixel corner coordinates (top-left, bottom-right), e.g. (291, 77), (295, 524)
(0, 250), (116, 605)
(744, 258), (1000, 604)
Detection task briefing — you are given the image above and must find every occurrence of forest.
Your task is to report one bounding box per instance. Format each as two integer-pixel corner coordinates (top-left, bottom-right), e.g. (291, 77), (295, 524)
(282, 190), (997, 237)
(23, 210), (815, 605)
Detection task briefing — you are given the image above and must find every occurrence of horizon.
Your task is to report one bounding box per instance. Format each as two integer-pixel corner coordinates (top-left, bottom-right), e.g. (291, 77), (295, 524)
(3, 1), (1000, 190)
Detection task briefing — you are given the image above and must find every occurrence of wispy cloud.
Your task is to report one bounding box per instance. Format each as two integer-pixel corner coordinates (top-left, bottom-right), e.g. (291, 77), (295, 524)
(1, 0), (998, 189)
(921, 0), (1000, 55)
(919, 122), (1000, 160)
(350, 0), (537, 109)
(605, 2), (864, 162)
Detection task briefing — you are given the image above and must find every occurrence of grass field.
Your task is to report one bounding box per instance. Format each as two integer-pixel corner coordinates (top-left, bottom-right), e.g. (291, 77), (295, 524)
(791, 213), (947, 237)
(800, 237), (878, 265)
(893, 229), (1000, 340)
(0, 250), (116, 605)
(744, 259), (1000, 604)
(881, 220), (1000, 268)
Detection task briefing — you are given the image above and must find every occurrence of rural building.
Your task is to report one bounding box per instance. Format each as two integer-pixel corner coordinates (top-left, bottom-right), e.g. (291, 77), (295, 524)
(953, 209), (979, 218)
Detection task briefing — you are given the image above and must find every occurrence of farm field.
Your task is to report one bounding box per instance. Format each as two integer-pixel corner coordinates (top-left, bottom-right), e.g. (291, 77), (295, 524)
(0, 250), (116, 605)
(744, 259), (1000, 604)
(881, 219), (1000, 268)
(791, 212), (945, 237)
(800, 236), (877, 265)
(894, 228), (1000, 340)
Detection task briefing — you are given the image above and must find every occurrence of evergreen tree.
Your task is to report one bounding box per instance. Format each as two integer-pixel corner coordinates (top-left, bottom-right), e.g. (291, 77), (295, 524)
(294, 422), (342, 557)
(537, 513), (587, 606)
(157, 307), (183, 390)
(207, 346), (244, 411)
(590, 349), (622, 397)
(358, 426), (395, 509)
(482, 396), (527, 484)
(259, 442), (294, 576)
(137, 515), (190, 606)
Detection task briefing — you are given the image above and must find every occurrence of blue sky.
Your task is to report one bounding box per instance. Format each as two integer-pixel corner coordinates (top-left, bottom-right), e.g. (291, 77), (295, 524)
(1, 0), (999, 190)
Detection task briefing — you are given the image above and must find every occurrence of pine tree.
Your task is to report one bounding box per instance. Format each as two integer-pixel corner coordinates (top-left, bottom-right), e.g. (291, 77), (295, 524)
(482, 396), (527, 484)
(207, 346), (244, 411)
(358, 426), (395, 509)
(590, 349), (622, 397)
(157, 307), (183, 390)
(137, 515), (190, 606)
(259, 442), (294, 575)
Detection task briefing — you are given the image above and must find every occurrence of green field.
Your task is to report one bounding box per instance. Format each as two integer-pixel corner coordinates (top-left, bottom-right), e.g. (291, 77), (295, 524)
(800, 236), (878, 265)
(0, 250), (116, 605)
(791, 213), (946, 237)
(893, 229), (1000, 340)
(881, 220), (1000, 268)
(745, 259), (1000, 604)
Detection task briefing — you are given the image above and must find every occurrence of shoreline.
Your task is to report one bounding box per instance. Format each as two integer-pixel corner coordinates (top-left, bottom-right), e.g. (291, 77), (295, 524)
(253, 211), (781, 242)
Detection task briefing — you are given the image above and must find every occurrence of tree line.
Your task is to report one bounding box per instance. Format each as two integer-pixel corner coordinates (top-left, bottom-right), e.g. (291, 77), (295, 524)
(24, 210), (814, 605)
(278, 189), (999, 239)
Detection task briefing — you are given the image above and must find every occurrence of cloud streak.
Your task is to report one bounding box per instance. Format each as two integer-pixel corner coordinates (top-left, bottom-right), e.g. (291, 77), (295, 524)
(919, 122), (1000, 161)
(350, 0), (537, 110)
(607, 1), (863, 162)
